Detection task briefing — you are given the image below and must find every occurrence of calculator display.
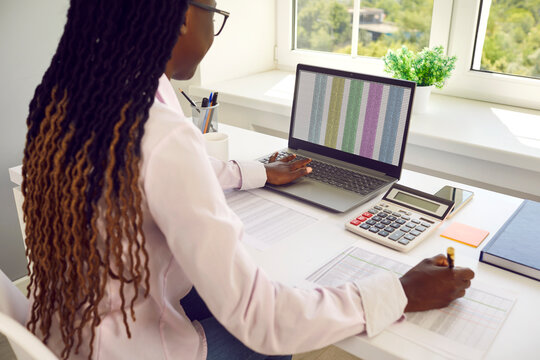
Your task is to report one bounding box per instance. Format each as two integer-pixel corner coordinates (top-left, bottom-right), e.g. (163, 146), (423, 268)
(384, 184), (454, 219)
(394, 191), (440, 213)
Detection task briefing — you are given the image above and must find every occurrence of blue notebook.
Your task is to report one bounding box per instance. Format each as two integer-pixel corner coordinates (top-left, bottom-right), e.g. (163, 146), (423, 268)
(480, 200), (540, 281)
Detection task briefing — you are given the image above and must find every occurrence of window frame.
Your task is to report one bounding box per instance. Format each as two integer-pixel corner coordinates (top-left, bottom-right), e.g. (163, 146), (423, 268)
(444, 0), (540, 110)
(276, 0), (540, 111)
(277, 0), (452, 73)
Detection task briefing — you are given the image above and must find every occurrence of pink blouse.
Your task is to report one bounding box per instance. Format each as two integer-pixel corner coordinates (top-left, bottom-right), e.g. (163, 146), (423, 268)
(44, 75), (407, 360)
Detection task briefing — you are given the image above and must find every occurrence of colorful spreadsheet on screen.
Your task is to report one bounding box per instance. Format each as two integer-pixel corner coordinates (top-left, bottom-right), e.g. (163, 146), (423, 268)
(292, 71), (412, 166)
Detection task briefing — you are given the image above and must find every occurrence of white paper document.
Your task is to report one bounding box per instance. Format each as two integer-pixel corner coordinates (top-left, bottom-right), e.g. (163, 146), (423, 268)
(307, 246), (515, 360)
(226, 190), (320, 251)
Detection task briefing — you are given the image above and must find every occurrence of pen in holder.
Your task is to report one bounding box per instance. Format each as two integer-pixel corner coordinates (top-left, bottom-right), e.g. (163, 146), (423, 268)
(191, 101), (219, 133)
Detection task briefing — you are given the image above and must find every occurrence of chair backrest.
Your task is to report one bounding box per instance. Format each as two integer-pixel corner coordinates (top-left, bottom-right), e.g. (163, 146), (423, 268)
(0, 270), (28, 324)
(0, 270), (58, 360)
(0, 312), (58, 360)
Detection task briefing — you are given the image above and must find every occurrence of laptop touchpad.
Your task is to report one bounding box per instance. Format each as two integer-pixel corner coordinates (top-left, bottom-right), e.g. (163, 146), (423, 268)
(277, 180), (363, 212)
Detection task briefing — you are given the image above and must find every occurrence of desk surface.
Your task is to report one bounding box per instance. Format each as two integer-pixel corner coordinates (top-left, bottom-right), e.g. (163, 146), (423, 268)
(220, 123), (540, 360)
(9, 124), (540, 359)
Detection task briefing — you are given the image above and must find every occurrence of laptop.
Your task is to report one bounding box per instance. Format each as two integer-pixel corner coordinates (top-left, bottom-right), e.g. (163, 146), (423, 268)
(259, 64), (415, 212)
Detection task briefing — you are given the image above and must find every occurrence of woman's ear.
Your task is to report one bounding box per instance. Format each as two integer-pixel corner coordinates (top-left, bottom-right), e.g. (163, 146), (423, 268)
(179, 6), (191, 36)
(179, 22), (188, 36)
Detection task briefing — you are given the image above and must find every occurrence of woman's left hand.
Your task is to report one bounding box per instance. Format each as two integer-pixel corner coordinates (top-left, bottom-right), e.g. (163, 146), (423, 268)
(264, 152), (312, 185)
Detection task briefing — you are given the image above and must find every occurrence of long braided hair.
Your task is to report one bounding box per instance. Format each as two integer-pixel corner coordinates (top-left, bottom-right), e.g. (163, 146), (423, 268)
(22, 1), (188, 358)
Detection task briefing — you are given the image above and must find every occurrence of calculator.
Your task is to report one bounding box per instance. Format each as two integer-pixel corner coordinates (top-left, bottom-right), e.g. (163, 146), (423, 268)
(345, 183), (455, 252)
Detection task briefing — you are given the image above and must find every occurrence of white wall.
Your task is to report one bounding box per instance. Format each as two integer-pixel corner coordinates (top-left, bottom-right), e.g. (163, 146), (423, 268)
(174, 0), (277, 115)
(0, 0), (69, 280)
(199, 0), (276, 84)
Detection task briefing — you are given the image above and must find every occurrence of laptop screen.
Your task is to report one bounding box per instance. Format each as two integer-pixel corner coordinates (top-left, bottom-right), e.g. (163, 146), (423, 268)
(290, 67), (413, 168)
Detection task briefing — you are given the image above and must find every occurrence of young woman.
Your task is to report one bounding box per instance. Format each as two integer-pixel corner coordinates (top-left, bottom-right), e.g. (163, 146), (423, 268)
(22, 1), (474, 359)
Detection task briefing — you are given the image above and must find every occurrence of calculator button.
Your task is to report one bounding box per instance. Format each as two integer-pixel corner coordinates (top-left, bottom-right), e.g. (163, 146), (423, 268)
(366, 219), (376, 225)
(356, 216), (367, 222)
(363, 212), (373, 218)
(374, 206), (383, 210)
(401, 215), (410, 220)
(383, 209), (392, 213)
(372, 216), (382, 222)
(405, 234), (416, 241)
(384, 226), (395, 233)
(378, 213), (388, 218)
(378, 230), (389, 237)
(412, 219), (420, 224)
(405, 222), (416, 228)
(396, 219), (406, 224)
(350, 219), (362, 226)
(381, 219), (391, 225)
(421, 222), (431, 228)
(368, 209), (378, 214)
(400, 227), (410, 233)
(398, 239), (410, 245)
(387, 215), (397, 221)
(375, 223), (385, 229)
(360, 223), (371, 230)
(369, 227), (379, 233)
(390, 222), (401, 228)
(409, 230), (421, 236)
(392, 212), (401, 217)
(415, 226), (426, 232)
(389, 231), (406, 241)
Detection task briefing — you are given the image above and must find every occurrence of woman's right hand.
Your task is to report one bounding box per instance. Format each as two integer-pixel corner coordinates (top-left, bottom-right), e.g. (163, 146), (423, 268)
(399, 254), (475, 312)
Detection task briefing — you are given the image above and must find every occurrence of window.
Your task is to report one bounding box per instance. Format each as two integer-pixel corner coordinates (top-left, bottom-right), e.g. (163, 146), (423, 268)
(356, 1), (434, 58)
(472, 0), (540, 80)
(295, 0), (353, 54)
(295, 0), (434, 58)
(445, 0), (540, 109)
(277, 0), (540, 110)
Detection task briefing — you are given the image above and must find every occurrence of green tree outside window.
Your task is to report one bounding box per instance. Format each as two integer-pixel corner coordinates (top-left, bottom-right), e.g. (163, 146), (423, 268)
(295, 0), (540, 79)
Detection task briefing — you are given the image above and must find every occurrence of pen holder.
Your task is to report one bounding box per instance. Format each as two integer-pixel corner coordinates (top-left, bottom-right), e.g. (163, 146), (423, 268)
(191, 101), (219, 133)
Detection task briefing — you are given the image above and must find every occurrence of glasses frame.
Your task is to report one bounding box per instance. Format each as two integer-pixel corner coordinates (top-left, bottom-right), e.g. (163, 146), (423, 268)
(188, 1), (230, 36)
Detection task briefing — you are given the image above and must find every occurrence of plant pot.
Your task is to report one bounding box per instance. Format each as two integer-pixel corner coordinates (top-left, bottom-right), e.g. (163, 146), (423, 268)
(413, 85), (433, 114)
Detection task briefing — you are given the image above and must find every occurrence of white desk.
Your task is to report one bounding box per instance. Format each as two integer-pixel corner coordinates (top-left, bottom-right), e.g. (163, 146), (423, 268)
(219, 124), (540, 360)
(9, 124), (540, 359)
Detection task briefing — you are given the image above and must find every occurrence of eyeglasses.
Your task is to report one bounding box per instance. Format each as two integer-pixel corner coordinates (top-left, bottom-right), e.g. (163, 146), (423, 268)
(188, 1), (230, 36)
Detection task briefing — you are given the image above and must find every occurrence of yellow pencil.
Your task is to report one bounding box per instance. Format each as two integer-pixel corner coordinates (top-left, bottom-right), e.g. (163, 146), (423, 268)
(447, 247), (455, 269)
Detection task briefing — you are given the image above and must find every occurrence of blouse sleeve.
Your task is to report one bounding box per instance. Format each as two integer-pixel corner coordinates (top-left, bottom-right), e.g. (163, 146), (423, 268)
(208, 157), (267, 191)
(143, 123), (407, 355)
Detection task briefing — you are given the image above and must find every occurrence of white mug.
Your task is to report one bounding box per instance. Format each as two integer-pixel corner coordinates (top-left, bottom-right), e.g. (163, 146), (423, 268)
(203, 132), (229, 161)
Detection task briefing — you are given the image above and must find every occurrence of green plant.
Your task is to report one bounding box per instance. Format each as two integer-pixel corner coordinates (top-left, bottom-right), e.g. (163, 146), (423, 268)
(382, 46), (457, 88)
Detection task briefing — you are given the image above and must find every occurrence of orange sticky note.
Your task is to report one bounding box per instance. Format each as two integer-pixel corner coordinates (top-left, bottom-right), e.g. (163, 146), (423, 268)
(440, 222), (489, 247)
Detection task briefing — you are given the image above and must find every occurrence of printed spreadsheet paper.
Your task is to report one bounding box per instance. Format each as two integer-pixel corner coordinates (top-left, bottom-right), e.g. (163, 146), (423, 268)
(225, 189), (323, 251)
(307, 246), (515, 360)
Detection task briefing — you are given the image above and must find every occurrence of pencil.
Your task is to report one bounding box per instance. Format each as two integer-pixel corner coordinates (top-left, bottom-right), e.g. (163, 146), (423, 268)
(447, 247), (455, 269)
(203, 93), (214, 134)
(206, 92), (219, 132)
(203, 107), (213, 134)
(178, 88), (200, 113)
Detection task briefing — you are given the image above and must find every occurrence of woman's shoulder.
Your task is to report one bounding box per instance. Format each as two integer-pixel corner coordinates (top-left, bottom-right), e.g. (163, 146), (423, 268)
(143, 100), (200, 150)
(140, 100), (205, 187)
(146, 99), (190, 132)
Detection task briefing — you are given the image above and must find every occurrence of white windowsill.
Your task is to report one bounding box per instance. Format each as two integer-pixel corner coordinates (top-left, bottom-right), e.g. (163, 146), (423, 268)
(191, 70), (295, 117)
(191, 70), (540, 200)
(408, 95), (540, 171)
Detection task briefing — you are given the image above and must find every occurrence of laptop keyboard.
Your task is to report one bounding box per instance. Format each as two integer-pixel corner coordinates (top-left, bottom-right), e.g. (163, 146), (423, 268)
(259, 151), (387, 195)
